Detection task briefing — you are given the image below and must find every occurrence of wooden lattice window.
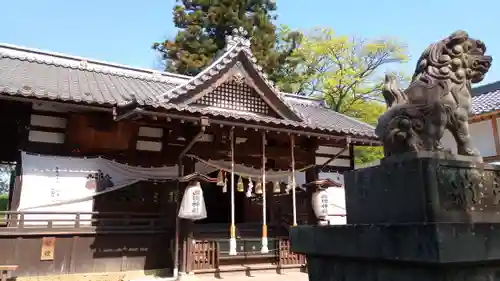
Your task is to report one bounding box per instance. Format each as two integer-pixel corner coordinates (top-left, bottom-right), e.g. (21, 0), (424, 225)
(195, 81), (272, 115)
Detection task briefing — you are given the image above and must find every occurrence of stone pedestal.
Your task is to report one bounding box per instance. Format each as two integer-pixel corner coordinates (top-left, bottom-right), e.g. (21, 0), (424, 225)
(291, 152), (500, 280)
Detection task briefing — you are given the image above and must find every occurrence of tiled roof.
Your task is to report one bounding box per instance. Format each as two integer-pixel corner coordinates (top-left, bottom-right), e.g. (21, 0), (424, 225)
(0, 43), (377, 139)
(472, 81), (500, 115)
(0, 44), (185, 105)
(284, 96), (376, 136)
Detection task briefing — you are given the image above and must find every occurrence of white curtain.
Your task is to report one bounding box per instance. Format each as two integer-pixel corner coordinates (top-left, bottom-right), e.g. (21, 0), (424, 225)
(17, 151), (318, 212)
(18, 152), (216, 211)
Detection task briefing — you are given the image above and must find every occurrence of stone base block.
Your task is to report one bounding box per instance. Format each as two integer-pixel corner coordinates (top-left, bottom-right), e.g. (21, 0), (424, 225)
(344, 151), (500, 224)
(291, 224), (500, 281)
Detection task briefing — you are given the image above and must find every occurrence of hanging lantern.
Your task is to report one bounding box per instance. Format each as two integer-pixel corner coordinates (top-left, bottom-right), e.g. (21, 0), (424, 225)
(237, 176), (244, 192)
(216, 170), (225, 186)
(255, 181), (263, 195)
(312, 188), (329, 223)
(273, 181), (281, 193)
(222, 178), (228, 193)
(246, 177), (253, 197)
(178, 181), (207, 220)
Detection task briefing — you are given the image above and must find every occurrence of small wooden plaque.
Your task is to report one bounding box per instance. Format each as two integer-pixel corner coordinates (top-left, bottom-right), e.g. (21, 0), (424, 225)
(40, 237), (56, 261)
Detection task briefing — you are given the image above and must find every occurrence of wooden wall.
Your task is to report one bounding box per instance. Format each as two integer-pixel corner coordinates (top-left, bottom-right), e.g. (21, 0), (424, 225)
(0, 230), (174, 277)
(24, 101), (170, 163)
(1, 98), (354, 170)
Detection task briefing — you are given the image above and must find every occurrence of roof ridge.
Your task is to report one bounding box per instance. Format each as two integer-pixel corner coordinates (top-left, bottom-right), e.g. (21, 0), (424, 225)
(0, 43), (191, 83)
(317, 105), (376, 130)
(282, 92), (324, 101)
(472, 80), (500, 97)
(156, 44), (241, 101)
(153, 39), (306, 122)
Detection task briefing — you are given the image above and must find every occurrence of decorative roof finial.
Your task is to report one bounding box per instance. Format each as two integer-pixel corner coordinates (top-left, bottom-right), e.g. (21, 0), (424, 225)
(225, 27), (251, 51)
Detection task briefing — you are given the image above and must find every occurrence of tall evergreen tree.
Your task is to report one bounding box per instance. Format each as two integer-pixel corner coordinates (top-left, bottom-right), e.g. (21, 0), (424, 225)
(153, 0), (299, 81)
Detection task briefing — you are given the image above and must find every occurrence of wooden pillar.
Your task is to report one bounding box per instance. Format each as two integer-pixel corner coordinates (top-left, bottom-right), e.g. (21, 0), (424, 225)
(229, 128), (238, 255)
(260, 131), (269, 253)
(305, 139), (319, 225)
(8, 101), (31, 213)
(290, 135), (297, 226)
(491, 117), (500, 156)
(349, 144), (355, 170)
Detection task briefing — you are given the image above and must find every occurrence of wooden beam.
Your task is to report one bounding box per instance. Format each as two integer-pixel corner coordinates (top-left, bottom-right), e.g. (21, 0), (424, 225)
(190, 142), (310, 161)
(138, 109), (380, 146)
(471, 110), (500, 123)
(491, 117), (500, 156)
(484, 155), (500, 163)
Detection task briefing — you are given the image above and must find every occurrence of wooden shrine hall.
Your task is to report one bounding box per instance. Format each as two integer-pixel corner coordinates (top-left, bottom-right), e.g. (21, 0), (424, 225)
(0, 30), (378, 280)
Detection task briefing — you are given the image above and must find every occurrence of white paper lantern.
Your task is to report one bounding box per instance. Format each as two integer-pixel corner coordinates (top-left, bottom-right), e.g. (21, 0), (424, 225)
(178, 181), (207, 220)
(312, 189), (329, 220)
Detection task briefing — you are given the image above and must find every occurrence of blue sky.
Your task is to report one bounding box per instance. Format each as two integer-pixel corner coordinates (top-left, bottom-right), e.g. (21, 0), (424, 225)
(2, 0), (499, 85)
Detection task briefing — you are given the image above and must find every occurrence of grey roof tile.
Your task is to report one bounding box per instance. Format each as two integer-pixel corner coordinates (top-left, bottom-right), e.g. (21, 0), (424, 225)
(284, 96), (376, 136)
(472, 81), (500, 115)
(0, 44), (181, 105)
(0, 44), (377, 140)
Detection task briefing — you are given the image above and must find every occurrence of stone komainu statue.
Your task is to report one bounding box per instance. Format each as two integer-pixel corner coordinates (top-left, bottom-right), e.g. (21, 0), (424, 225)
(375, 31), (492, 159)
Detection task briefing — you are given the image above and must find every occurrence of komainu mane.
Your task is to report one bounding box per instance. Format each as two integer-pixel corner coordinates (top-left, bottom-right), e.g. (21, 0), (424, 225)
(375, 30), (492, 160)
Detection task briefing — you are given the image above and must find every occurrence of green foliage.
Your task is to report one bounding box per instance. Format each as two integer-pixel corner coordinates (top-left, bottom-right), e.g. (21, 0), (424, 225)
(153, 0), (301, 80)
(279, 27), (409, 103)
(0, 164), (13, 195)
(350, 100), (385, 165)
(276, 27), (410, 164)
(0, 194), (7, 212)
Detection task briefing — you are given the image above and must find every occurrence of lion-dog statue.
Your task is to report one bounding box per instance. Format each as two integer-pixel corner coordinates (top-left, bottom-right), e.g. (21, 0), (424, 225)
(375, 31), (492, 160)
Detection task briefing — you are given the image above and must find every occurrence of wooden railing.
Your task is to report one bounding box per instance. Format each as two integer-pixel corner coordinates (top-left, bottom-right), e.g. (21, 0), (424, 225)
(278, 238), (306, 266)
(188, 237), (306, 273)
(0, 211), (172, 233)
(190, 240), (219, 271)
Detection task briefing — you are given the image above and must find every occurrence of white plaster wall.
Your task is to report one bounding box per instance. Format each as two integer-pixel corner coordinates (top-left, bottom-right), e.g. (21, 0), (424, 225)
(441, 129), (457, 153)
(136, 126), (163, 151)
(470, 120), (496, 157)
(28, 113), (68, 144)
(315, 146), (351, 168)
(440, 120), (495, 157)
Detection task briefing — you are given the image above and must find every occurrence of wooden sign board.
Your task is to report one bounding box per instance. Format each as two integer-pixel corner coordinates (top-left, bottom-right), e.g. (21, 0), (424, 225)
(40, 237), (56, 261)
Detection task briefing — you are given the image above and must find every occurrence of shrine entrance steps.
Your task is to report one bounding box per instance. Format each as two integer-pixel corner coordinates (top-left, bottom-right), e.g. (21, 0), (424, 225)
(186, 266), (307, 280)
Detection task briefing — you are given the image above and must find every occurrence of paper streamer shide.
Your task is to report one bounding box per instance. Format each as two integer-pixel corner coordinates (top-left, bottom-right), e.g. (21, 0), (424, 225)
(17, 152), (313, 213)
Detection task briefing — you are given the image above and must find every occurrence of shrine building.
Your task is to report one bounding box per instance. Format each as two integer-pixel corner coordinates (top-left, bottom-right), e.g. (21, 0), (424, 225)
(0, 31), (378, 280)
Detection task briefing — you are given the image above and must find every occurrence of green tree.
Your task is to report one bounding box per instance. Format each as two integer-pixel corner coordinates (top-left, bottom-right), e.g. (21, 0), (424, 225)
(0, 194), (7, 212)
(0, 165), (12, 195)
(278, 27), (409, 164)
(153, 0), (301, 81)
